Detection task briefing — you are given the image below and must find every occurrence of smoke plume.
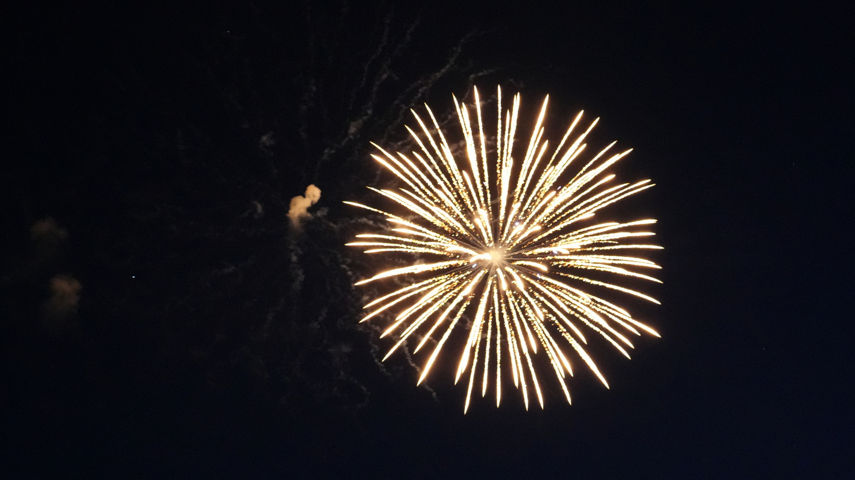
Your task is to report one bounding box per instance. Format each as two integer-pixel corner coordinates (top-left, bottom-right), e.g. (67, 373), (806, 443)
(288, 184), (322, 228)
(42, 274), (82, 323)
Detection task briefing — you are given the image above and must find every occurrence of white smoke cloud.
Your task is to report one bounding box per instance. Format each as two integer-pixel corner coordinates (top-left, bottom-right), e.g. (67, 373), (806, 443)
(287, 184), (322, 228)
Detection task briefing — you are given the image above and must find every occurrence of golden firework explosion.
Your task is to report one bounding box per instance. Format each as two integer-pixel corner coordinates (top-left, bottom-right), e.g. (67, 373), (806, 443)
(346, 86), (661, 412)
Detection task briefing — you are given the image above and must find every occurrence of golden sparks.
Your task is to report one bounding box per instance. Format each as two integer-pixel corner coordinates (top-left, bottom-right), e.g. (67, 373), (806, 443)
(346, 86), (661, 412)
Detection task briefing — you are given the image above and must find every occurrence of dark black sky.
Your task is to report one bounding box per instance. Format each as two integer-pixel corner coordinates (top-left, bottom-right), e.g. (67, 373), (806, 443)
(3, 1), (853, 478)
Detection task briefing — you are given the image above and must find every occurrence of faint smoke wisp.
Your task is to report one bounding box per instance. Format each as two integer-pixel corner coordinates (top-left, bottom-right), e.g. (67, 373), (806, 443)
(30, 217), (68, 245)
(288, 184), (322, 228)
(43, 274), (82, 321)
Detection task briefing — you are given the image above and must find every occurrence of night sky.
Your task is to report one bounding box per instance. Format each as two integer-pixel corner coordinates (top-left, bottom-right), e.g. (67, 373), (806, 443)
(4, 2), (853, 477)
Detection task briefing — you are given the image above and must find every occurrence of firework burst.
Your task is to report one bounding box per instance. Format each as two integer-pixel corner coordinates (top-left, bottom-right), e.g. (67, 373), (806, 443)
(346, 86), (661, 412)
